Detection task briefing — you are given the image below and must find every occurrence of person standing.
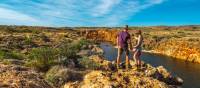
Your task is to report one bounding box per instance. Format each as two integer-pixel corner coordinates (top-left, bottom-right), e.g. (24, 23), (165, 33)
(132, 30), (143, 69)
(116, 25), (132, 70)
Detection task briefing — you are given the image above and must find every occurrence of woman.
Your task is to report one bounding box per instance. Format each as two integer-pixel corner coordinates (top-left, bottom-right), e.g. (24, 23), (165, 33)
(133, 30), (143, 69)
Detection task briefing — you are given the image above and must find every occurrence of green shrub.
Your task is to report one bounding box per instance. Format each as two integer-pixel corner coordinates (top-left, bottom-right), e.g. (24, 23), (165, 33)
(59, 43), (77, 59)
(24, 36), (33, 45)
(6, 51), (26, 60)
(26, 47), (59, 71)
(0, 50), (25, 60)
(79, 39), (90, 46)
(1, 60), (12, 65)
(78, 56), (101, 70)
(59, 39), (89, 66)
(0, 50), (5, 59)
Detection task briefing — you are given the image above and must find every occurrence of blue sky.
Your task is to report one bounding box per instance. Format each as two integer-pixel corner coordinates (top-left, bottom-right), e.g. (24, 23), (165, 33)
(0, 0), (199, 27)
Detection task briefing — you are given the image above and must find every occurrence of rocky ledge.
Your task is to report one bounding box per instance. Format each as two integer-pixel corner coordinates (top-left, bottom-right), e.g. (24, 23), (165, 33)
(64, 55), (183, 88)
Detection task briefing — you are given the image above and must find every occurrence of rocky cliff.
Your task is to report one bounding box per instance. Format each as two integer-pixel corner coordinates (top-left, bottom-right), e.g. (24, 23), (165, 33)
(154, 39), (200, 63)
(85, 29), (119, 44)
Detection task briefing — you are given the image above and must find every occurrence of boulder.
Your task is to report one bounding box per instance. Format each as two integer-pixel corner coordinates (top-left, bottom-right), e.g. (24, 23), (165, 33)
(157, 66), (171, 78)
(77, 50), (91, 56)
(88, 55), (115, 71)
(91, 45), (104, 55)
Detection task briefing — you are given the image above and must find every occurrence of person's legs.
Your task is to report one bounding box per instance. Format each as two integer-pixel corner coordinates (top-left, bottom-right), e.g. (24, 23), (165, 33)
(125, 48), (130, 70)
(134, 50), (139, 66)
(134, 50), (142, 69)
(138, 50), (142, 66)
(117, 48), (122, 69)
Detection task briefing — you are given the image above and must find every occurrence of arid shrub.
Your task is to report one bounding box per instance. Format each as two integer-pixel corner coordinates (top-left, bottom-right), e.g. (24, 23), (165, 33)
(26, 47), (59, 71)
(78, 56), (101, 70)
(1, 59), (12, 65)
(40, 33), (50, 42)
(45, 66), (83, 87)
(3, 27), (17, 33)
(24, 36), (34, 45)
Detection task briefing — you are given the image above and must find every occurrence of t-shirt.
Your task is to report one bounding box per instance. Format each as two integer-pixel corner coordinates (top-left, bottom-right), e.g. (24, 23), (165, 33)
(118, 31), (130, 48)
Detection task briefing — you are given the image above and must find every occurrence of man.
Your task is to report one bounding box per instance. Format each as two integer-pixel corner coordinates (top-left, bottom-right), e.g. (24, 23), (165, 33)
(116, 25), (132, 70)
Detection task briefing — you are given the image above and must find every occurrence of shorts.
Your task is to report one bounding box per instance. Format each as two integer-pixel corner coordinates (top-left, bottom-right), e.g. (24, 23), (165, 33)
(133, 48), (142, 56)
(136, 49), (142, 56)
(118, 47), (129, 56)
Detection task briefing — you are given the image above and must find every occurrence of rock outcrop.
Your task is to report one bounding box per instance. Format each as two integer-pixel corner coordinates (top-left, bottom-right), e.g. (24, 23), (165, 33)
(64, 70), (169, 88)
(64, 55), (183, 88)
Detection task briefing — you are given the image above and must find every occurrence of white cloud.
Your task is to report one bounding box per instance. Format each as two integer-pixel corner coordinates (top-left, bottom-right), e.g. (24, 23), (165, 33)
(0, 0), (165, 26)
(150, 0), (164, 4)
(0, 7), (37, 22)
(92, 0), (121, 16)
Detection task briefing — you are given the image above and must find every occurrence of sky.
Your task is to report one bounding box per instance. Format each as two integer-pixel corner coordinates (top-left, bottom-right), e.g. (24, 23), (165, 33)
(0, 0), (200, 27)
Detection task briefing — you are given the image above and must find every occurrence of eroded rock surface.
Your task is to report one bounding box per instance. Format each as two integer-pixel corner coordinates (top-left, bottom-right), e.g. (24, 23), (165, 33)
(0, 64), (53, 88)
(64, 55), (183, 88)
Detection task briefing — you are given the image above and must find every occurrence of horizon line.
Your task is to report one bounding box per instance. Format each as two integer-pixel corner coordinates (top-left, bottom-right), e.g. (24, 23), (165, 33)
(0, 24), (200, 28)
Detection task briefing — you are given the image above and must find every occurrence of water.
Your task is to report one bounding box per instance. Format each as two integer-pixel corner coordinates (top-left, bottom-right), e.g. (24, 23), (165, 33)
(100, 43), (200, 88)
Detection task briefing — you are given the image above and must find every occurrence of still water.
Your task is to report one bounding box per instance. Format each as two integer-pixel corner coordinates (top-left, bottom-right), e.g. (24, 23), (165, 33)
(100, 43), (200, 88)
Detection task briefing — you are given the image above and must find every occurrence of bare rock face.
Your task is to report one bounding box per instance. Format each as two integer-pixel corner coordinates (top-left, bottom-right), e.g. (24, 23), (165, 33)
(155, 40), (200, 63)
(85, 29), (119, 44)
(0, 64), (53, 88)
